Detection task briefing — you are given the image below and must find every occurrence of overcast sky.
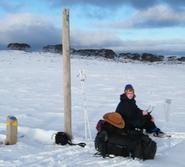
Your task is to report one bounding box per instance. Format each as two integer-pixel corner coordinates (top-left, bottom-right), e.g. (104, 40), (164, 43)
(0, 0), (184, 55)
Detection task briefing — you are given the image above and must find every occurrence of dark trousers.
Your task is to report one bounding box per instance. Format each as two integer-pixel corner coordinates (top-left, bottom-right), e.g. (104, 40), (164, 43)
(141, 114), (157, 132)
(125, 114), (157, 132)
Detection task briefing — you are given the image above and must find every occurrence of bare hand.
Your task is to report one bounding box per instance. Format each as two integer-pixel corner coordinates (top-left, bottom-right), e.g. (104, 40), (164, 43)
(150, 116), (155, 122)
(142, 111), (148, 116)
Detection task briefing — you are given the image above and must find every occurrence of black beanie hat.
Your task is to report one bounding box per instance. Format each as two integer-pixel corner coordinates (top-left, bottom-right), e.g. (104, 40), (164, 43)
(124, 84), (134, 91)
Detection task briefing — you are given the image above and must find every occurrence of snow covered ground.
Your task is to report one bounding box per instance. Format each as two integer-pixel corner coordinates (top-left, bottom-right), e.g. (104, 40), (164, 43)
(0, 50), (185, 167)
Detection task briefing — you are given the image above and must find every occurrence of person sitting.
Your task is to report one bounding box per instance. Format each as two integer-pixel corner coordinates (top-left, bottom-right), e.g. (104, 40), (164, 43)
(115, 84), (164, 137)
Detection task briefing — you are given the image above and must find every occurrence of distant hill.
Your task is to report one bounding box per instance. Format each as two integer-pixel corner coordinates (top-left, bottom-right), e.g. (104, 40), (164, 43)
(42, 45), (116, 59)
(118, 52), (164, 62)
(7, 43), (31, 51)
(4, 42), (185, 63)
(72, 49), (117, 59)
(118, 52), (185, 63)
(42, 44), (63, 53)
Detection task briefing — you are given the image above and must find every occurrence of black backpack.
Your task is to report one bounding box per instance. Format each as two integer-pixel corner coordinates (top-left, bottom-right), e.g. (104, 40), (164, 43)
(55, 132), (86, 147)
(95, 130), (157, 160)
(134, 134), (157, 160)
(55, 132), (71, 145)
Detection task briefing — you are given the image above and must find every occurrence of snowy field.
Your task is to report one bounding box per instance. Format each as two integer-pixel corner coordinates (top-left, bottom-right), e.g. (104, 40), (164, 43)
(0, 50), (185, 167)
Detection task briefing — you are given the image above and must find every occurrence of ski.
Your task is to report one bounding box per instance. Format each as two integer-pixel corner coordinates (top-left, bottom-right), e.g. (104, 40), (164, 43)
(153, 133), (171, 138)
(146, 132), (172, 139)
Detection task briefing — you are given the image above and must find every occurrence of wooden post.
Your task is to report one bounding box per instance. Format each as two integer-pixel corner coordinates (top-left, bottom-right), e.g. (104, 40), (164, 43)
(5, 116), (18, 145)
(63, 9), (72, 137)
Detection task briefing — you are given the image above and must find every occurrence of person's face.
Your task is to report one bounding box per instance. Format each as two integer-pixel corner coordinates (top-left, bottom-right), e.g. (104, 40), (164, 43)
(125, 90), (134, 99)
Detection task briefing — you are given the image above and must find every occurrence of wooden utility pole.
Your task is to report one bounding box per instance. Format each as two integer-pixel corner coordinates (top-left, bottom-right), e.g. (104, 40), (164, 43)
(63, 9), (72, 137)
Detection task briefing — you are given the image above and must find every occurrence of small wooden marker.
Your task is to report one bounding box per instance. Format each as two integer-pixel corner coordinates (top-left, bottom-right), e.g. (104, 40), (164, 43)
(5, 116), (18, 145)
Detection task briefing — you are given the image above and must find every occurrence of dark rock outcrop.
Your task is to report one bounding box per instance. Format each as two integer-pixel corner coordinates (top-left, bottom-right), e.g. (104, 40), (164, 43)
(167, 56), (177, 61)
(43, 44), (62, 53)
(119, 53), (141, 60)
(73, 49), (117, 59)
(177, 57), (185, 62)
(119, 52), (164, 62)
(141, 53), (164, 62)
(43, 44), (76, 54)
(40, 44), (185, 63)
(7, 43), (31, 51)
(165, 56), (185, 62)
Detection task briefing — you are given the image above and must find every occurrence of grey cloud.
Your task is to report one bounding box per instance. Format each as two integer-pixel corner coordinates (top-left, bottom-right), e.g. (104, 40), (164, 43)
(117, 40), (185, 56)
(0, 0), (23, 12)
(71, 30), (185, 56)
(44, 0), (185, 23)
(79, 6), (111, 19)
(45, 0), (158, 9)
(0, 14), (61, 49)
(164, 0), (185, 9)
(0, 13), (122, 50)
(45, 0), (185, 9)
(0, 13), (184, 55)
(112, 5), (185, 28)
(71, 30), (123, 49)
